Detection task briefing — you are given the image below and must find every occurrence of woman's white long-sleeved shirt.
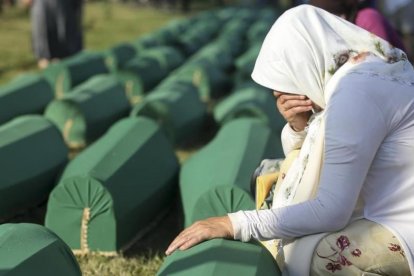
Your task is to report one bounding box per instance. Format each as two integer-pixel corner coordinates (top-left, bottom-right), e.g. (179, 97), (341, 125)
(228, 71), (414, 272)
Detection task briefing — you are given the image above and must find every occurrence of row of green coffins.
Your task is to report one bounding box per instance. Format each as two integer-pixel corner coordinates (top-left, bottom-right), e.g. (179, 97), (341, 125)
(39, 9), (226, 98)
(0, 116), (285, 255)
(0, 45), (182, 128)
(41, 8), (276, 149)
(0, 118), (286, 272)
(0, 1), (282, 252)
(43, 118), (285, 254)
(0, 108), (284, 250)
(43, 74), (208, 148)
(0, 8), (284, 276)
(43, 75), (284, 151)
(0, 114), (179, 253)
(0, 76), (284, 224)
(0, 116), (282, 254)
(41, 45), (187, 100)
(0, 8), (282, 222)
(39, 10), (234, 148)
(0, 6), (276, 129)
(0, 8), (229, 126)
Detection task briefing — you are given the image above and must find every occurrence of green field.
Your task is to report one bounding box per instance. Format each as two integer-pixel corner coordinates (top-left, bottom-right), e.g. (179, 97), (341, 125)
(0, 2), (209, 275)
(0, 1), (188, 85)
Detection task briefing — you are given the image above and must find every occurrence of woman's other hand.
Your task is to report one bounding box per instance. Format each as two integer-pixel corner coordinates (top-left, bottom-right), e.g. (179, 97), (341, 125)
(274, 91), (313, 132)
(165, 216), (234, 256)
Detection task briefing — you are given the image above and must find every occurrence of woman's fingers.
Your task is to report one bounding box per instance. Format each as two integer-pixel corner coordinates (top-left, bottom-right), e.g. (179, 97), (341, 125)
(166, 223), (208, 255)
(178, 235), (204, 251)
(273, 92), (313, 132)
(280, 98), (312, 111)
(165, 233), (189, 255)
(273, 91), (305, 100)
(166, 227), (197, 255)
(284, 105), (313, 119)
(165, 216), (233, 256)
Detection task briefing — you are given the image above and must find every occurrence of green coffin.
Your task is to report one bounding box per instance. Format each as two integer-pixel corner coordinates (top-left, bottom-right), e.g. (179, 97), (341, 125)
(213, 83), (286, 132)
(0, 74), (54, 125)
(123, 46), (185, 92)
(166, 63), (232, 102)
(113, 71), (144, 106)
(180, 118), (283, 226)
(175, 21), (220, 56)
(159, 185), (280, 275)
(234, 43), (262, 84)
(132, 19), (189, 51)
(151, 19), (190, 46)
(44, 75), (130, 149)
(106, 42), (137, 70)
(133, 35), (161, 51)
(216, 17), (252, 58)
(0, 223), (81, 276)
(191, 185), (255, 223)
(247, 20), (274, 45)
(0, 115), (68, 220)
(189, 42), (235, 72)
(42, 51), (109, 98)
(130, 81), (207, 144)
(45, 117), (179, 253)
(158, 239), (280, 276)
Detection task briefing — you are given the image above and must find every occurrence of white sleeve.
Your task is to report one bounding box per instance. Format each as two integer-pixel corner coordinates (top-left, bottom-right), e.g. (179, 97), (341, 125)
(228, 87), (387, 242)
(281, 123), (307, 156)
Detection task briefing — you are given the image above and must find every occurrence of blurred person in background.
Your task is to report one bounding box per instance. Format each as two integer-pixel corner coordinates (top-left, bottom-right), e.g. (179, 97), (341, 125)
(29, 0), (84, 69)
(377, 0), (414, 61)
(0, 0), (16, 13)
(308, 0), (406, 51)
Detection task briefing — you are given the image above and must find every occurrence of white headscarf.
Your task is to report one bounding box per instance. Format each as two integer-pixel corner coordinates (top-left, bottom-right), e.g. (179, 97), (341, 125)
(251, 5), (413, 274)
(252, 4), (408, 109)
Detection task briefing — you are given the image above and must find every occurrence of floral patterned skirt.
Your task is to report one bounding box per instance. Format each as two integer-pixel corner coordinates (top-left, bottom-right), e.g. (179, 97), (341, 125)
(254, 157), (410, 275)
(310, 219), (410, 275)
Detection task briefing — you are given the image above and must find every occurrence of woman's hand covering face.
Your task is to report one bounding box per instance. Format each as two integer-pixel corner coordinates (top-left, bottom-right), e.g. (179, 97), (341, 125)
(274, 92), (313, 132)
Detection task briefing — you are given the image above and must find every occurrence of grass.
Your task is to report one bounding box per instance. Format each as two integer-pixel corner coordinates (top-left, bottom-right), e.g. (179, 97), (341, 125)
(0, 7), (36, 84)
(77, 253), (165, 276)
(83, 1), (184, 50)
(0, 2), (212, 275)
(0, 1), (186, 85)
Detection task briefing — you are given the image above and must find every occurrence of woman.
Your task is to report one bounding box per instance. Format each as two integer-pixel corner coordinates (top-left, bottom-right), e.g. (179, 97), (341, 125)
(166, 5), (414, 275)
